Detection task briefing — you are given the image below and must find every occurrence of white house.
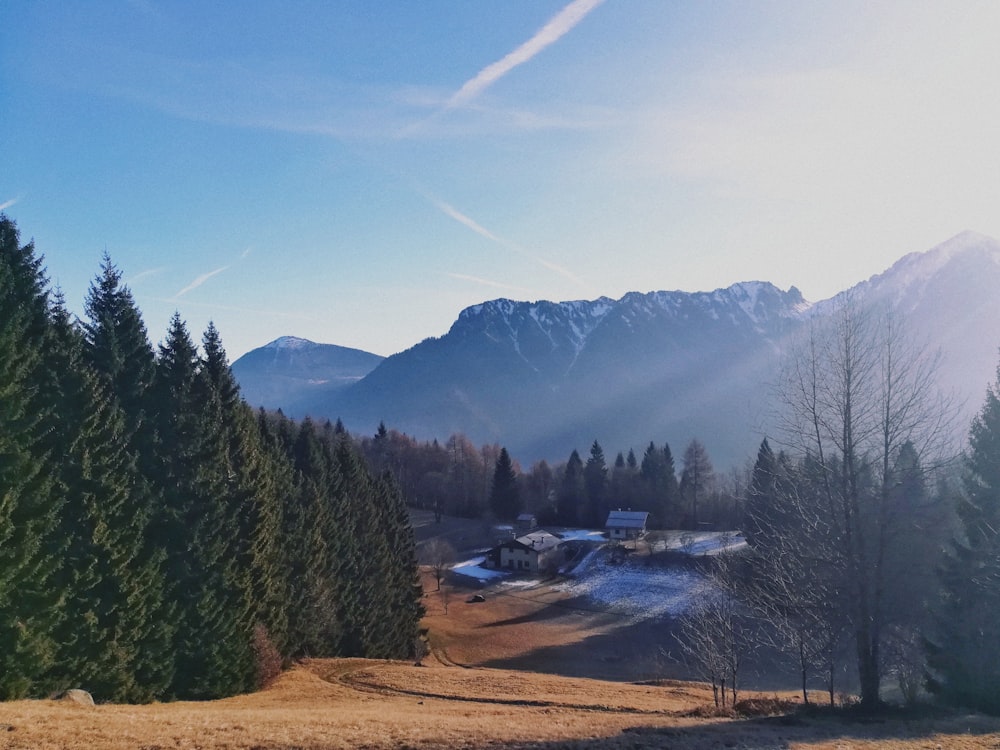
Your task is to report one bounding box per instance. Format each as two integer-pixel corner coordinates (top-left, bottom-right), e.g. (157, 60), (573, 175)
(495, 530), (562, 574)
(605, 510), (649, 541)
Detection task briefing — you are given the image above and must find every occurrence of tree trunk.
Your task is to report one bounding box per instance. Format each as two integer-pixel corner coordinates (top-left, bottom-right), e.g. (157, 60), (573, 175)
(856, 629), (880, 708)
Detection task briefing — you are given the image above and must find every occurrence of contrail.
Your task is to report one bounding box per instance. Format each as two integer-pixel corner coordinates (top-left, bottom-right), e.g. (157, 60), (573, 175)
(433, 199), (503, 242)
(126, 267), (166, 285)
(432, 197), (589, 290)
(446, 272), (533, 294)
(175, 266), (229, 298)
(447, 0), (605, 109)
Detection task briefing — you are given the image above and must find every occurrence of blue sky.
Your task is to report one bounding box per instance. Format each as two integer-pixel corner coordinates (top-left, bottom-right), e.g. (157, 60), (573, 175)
(3, 1), (1000, 358)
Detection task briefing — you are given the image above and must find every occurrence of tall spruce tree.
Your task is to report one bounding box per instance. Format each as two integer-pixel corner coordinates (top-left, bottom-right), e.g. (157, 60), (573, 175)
(283, 417), (340, 657)
(489, 447), (521, 521)
(639, 442), (680, 528)
(744, 439), (777, 549)
(153, 314), (252, 698)
(373, 470), (424, 657)
(42, 295), (171, 701)
(240, 410), (294, 661)
(557, 450), (585, 526)
(80, 254), (176, 695)
(927, 358), (1000, 713)
(0, 217), (63, 698)
(82, 256), (158, 456)
(583, 441), (609, 528)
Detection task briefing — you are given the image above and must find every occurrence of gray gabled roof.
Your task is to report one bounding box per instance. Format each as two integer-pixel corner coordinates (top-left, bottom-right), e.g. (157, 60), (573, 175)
(507, 530), (561, 553)
(605, 510), (649, 529)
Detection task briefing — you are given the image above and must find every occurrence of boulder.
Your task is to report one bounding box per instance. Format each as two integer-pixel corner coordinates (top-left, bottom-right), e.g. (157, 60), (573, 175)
(55, 689), (94, 707)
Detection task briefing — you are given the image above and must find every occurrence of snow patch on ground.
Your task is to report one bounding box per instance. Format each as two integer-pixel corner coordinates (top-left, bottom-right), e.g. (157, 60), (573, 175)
(500, 579), (545, 589)
(555, 555), (714, 621)
(648, 531), (747, 556)
(555, 529), (607, 542)
(451, 556), (508, 582)
(448, 530), (739, 619)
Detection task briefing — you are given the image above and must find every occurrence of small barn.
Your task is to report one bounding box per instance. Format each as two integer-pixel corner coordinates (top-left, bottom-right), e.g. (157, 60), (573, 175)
(494, 530), (562, 574)
(515, 513), (538, 532)
(605, 510), (649, 542)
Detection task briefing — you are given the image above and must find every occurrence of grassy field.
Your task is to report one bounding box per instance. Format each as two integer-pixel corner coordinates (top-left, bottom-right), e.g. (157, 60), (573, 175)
(3, 559), (1000, 748)
(4, 653), (1000, 749)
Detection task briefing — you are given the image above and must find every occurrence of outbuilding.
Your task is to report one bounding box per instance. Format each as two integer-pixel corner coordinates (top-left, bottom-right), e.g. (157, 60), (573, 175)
(605, 510), (649, 542)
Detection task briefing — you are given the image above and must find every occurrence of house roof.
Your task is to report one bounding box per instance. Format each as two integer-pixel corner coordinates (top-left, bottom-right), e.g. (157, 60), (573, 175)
(605, 510), (649, 529)
(503, 530), (561, 554)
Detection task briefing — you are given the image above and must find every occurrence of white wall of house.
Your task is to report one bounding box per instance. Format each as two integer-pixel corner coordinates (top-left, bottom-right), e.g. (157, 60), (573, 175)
(499, 545), (539, 572)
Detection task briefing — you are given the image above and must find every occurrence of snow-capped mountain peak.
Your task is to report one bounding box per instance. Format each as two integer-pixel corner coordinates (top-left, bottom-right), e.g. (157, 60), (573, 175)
(263, 335), (317, 350)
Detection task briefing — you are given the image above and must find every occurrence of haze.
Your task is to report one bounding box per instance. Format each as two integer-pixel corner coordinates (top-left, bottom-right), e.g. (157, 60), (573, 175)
(3, 1), (999, 358)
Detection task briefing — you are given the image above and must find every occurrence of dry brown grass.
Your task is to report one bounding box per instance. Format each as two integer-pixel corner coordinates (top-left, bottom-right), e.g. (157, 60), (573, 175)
(3, 570), (999, 749)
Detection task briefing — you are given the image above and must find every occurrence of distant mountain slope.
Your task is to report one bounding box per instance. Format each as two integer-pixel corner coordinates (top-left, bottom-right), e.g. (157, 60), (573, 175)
(231, 336), (384, 414)
(235, 232), (1000, 469)
(319, 283), (808, 467)
(828, 231), (1000, 432)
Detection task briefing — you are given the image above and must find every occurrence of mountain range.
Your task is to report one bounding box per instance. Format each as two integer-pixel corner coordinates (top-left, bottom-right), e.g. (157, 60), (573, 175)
(232, 232), (1000, 468)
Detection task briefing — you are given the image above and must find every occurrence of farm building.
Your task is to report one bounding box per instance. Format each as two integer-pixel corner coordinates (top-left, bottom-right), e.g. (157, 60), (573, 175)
(491, 530), (563, 574)
(515, 513), (538, 532)
(605, 510), (649, 541)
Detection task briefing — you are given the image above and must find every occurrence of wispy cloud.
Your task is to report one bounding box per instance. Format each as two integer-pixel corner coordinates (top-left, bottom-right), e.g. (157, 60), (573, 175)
(446, 272), (533, 295)
(175, 266), (229, 298)
(396, 0), (604, 139)
(126, 266), (166, 285)
(432, 199), (503, 243)
(0, 198), (19, 211)
(446, 0), (605, 109)
(429, 195), (587, 290)
(535, 257), (587, 288)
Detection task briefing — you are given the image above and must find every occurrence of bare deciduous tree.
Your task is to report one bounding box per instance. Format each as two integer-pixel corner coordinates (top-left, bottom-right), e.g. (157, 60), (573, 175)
(677, 554), (756, 708)
(761, 296), (956, 708)
(421, 538), (457, 592)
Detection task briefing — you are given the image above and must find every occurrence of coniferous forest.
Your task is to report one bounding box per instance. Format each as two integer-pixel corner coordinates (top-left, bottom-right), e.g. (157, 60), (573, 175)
(0, 216), (423, 702)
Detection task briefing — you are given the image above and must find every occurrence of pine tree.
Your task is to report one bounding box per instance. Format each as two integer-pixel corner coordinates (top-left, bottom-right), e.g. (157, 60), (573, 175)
(282, 417), (340, 657)
(661, 443), (681, 523)
(638, 442), (680, 528)
(42, 295), (171, 701)
(489, 447), (521, 521)
(557, 450), (585, 526)
(152, 314), (252, 698)
(81, 255), (158, 453)
(192, 322), (258, 692)
(927, 359), (1000, 713)
(744, 439), (777, 549)
(79, 256), (175, 696)
(0, 217), (63, 698)
(583, 441), (609, 527)
(338, 438), (392, 656)
(240, 411), (293, 661)
(373, 471), (424, 657)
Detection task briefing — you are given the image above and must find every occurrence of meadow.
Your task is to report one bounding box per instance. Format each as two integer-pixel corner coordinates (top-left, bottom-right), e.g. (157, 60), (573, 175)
(4, 569), (1000, 749)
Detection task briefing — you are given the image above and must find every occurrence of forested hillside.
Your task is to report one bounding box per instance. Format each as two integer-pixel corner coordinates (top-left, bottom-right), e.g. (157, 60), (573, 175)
(0, 217), (422, 702)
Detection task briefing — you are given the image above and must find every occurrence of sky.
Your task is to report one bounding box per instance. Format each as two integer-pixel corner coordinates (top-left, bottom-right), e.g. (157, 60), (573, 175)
(3, 1), (1000, 359)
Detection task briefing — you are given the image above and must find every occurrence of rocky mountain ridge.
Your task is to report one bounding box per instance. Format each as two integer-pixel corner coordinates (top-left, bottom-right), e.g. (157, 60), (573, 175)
(232, 232), (1000, 468)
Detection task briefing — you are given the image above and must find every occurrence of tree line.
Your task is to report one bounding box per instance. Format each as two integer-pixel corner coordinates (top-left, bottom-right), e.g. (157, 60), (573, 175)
(362, 424), (742, 531)
(0, 217), (422, 702)
(678, 298), (1000, 714)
